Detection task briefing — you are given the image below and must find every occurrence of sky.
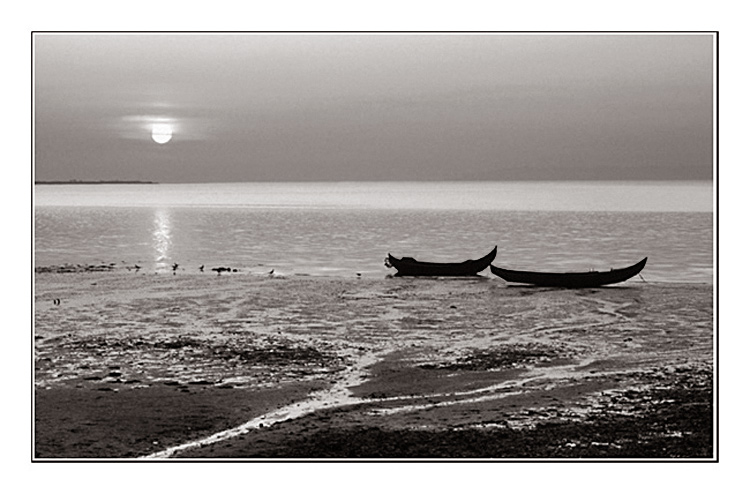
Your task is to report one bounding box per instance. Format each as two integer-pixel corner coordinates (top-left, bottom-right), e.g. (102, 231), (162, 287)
(33, 33), (715, 183)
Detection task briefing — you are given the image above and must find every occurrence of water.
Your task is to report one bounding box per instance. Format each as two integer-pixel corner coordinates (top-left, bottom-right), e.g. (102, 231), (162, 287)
(34, 181), (714, 283)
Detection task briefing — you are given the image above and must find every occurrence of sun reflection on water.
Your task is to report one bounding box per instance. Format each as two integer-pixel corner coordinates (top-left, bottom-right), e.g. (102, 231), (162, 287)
(153, 209), (172, 271)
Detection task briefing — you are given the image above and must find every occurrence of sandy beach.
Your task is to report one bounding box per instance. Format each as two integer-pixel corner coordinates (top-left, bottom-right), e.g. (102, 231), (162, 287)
(34, 268), (714, 459)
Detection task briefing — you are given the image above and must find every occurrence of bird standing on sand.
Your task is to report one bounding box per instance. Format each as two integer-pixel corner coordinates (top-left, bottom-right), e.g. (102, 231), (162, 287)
(172, 263), (179, 274)
(199, 265), (204, 272)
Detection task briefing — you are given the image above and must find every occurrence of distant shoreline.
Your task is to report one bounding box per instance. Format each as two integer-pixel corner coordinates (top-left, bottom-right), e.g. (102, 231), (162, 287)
(35, 180), (158, 185)
(34, 179), (712, 185)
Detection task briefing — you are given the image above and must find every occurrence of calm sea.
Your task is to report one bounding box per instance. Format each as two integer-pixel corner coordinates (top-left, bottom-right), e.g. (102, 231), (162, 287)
(34, 182), (714, 283)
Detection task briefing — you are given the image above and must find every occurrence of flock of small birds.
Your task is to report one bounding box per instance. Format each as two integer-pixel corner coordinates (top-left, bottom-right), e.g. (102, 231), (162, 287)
(125, 262), (280, 277)
(166, 263), (267, 275)
(122, 262), (249, 275)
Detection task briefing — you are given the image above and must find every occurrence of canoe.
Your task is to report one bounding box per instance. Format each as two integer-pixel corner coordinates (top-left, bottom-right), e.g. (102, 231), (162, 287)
(490, 257), (648, 288)
(385, 246), (497, 277)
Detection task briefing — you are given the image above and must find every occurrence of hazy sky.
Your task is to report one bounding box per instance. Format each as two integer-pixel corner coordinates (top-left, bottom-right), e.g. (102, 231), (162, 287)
(34, 33), (714, 182)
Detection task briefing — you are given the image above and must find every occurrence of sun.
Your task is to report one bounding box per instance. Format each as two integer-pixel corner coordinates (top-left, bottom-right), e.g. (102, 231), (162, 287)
(151, 123), (173, 144)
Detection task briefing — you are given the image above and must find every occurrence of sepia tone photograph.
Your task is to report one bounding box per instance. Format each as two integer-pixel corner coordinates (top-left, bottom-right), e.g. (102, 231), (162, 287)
(33, 31), (715, 463)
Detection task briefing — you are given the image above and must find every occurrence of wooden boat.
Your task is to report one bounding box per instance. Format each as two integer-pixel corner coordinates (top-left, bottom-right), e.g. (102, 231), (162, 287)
(490, 257), (647, 288)
(385, 246), (497, 277)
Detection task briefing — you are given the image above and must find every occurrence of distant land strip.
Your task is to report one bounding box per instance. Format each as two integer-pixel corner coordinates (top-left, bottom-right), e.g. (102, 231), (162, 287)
(35, 180), (158, 185)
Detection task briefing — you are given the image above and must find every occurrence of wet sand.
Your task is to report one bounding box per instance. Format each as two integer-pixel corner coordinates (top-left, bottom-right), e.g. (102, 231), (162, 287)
(34, 269), (714, 459)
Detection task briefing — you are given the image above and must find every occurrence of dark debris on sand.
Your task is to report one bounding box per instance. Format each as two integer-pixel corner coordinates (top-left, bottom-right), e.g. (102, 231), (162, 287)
(418, 343), (571, 371)
(63, 335), (342, 367)
(35, 263), (118, 274)
(36, 333), (347, 394)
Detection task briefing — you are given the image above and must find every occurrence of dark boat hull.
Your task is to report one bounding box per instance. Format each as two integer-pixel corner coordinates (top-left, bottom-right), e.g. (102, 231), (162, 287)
(387, 246), (497, 277)
(490, 257), (647, 288)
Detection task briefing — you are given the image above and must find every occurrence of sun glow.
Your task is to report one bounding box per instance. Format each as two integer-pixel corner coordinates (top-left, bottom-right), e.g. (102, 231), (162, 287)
(151, 123), (173, 144)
